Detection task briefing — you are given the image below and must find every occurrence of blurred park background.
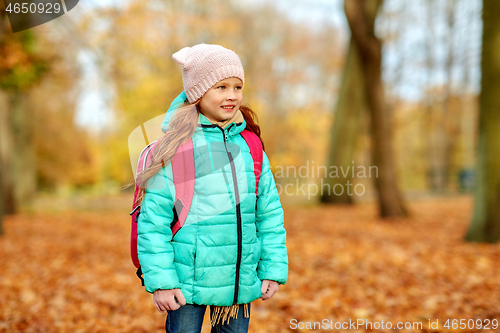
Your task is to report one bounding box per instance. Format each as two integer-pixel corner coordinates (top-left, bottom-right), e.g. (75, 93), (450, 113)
(1, 0), (500, 332)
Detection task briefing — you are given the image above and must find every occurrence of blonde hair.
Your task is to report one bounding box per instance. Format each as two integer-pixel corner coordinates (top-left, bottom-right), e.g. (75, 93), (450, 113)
(129, 101), (198, 205)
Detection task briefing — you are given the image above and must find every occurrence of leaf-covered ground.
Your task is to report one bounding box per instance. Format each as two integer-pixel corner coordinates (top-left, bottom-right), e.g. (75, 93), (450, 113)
(1, 195), (499, 332)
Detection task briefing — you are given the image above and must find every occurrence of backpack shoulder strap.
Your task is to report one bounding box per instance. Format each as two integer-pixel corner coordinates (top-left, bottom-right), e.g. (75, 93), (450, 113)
(240, 129), (263, 195)
(130, 140), (158, 270)
(132, 141), (158, 207)
(170, 139), (195, 236)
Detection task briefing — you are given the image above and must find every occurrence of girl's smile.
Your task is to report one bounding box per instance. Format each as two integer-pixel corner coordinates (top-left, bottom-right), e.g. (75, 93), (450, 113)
(199, 77), (243, 122)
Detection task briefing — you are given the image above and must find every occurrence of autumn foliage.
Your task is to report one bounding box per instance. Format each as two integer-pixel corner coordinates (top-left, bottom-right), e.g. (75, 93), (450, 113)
(0, 195), (498, 332)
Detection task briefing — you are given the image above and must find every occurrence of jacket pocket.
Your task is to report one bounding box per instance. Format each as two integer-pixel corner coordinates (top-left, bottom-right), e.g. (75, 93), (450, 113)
(257, 241), (262, 262)
(193, 249), (197, 281)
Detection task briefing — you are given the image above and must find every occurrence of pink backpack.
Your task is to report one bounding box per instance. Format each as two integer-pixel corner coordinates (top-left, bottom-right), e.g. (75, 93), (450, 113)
(130, 130), (263, 285)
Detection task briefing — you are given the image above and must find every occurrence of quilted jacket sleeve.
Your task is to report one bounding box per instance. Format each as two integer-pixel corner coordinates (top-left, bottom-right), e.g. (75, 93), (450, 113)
(255, 151), (288, 285)
(137, 165), (181, 293)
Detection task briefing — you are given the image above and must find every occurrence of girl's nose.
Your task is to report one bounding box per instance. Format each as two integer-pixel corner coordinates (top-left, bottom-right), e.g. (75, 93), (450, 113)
(226, 89), (237, 100)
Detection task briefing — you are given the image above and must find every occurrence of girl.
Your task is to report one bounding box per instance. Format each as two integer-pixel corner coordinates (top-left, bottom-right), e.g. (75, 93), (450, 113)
(135, 43), (288, 333)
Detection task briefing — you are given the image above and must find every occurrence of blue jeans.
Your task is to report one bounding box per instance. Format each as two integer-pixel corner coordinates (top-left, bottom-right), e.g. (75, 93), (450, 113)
(165, 303), (251, 333)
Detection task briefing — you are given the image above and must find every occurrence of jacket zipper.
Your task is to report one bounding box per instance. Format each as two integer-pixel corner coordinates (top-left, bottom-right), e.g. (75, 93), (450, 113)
(218, 125), (243, 305)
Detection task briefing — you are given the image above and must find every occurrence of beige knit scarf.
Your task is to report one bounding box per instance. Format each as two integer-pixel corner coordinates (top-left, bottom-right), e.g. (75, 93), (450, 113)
(201, 109), (244, 129)
(210, 303), (250, 326)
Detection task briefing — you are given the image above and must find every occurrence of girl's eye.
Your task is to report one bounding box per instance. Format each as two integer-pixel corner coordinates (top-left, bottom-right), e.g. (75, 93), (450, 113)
(217, 86), (225, 90)
(235, 86), (242, 90)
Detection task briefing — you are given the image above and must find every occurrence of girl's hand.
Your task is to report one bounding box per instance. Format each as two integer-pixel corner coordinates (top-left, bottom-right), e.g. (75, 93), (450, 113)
(260, 280), (279, 300)
(153, 289), (186, 312)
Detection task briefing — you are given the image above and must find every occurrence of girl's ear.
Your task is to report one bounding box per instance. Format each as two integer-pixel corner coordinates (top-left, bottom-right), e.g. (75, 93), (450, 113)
(195, 100), (202, 113)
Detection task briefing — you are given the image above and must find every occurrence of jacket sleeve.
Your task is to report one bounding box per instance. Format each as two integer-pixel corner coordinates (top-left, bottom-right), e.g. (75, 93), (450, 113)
(255, 151), (288, 285)
(137, 164), (181, 293)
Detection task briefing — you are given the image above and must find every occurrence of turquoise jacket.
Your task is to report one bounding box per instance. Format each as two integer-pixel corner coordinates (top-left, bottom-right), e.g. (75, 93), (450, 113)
(137, 92), (288, 306)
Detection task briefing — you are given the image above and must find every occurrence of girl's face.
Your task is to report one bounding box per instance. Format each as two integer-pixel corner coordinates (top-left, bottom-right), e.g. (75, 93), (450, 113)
(199, 77), (243, 123)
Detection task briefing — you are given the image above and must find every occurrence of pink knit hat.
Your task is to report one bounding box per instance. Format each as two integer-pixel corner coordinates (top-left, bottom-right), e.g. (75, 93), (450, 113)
(172, 44), (245, 103)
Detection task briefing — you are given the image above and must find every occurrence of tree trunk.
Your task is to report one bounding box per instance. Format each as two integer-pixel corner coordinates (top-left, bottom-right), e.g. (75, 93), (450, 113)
(0, 103), (3, 235)
(0, 12), (15, 216)
(441, 0), (461, 192)
(0, 91), (35, 215)
(344, 0), (408, 218)
(464, 0), (500, 243)
(0, 92), (14, 216)
(423, 0), (441, 191)
(321, 39), (367, 204)
(8, 91), (37, 210)
(0, 13), (5, 232)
